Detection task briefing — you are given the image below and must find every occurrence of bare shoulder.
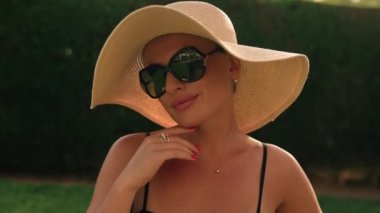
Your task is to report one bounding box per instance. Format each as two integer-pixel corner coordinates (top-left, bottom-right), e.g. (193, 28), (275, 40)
(95, 132), (147, 184)
(87, 132), (147, 212)
(265, 143), (308, 189)
(264, 143), (321, 213)
(246, 138), (302, 178)
(265, 143), (300, 173)
(247, 139), (303, 182)
(110, 133), (147, 158)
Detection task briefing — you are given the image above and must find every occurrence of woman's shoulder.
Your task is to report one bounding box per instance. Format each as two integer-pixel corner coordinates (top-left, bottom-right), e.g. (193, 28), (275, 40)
(248, 138), (298, 167)
(110, 132), (147, 154)
(99, 132), (148, 174)
(246, 138), (302, 179)
(264, 143), (321, 211)
(97, 132), (148, 179)
(86, 132), (148, 212)
(263, 143), (304, 179)
(265, 143), (298, 167)
(248, 139), (306, 183)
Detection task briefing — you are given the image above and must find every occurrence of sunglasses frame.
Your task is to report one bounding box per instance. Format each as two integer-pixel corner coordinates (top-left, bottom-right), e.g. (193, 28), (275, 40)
(139, 46), (224, 99)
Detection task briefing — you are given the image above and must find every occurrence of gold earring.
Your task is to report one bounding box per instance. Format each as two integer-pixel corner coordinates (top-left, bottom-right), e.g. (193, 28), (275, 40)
(233, 78), (238, 92)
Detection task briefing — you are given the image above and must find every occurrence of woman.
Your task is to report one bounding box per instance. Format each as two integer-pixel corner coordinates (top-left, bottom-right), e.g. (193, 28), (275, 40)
(87, 1), (321, 213)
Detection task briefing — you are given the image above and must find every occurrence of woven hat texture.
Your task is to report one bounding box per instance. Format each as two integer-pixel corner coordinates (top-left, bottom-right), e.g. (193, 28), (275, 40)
(91, 1), (309, 133)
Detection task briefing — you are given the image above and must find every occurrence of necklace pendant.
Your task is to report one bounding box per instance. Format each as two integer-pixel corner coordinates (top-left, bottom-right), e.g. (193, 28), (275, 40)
(215, 169), (221, 174)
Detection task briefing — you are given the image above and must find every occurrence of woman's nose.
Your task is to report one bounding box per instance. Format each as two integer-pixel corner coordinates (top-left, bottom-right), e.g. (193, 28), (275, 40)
(165, 72), (185, 93)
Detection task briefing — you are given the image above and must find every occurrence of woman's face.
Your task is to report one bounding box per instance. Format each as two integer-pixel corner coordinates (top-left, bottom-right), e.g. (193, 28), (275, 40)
(142, 34), (240, 128)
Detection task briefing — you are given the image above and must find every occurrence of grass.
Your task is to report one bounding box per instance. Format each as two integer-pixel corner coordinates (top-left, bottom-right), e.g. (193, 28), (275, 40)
(319, 195), (380, 212)
(0, 179), (379, 213)
(0, 179), (93, 213)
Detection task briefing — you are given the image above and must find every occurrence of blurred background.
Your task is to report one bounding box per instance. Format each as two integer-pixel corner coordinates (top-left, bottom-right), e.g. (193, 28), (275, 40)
(1, 0), (379, 212)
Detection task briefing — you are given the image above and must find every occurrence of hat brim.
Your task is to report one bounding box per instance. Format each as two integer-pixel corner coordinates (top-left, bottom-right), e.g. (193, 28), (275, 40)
(91, 5), (309, 133)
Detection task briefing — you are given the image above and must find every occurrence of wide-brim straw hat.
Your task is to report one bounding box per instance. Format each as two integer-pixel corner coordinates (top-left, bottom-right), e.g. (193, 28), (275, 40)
(91, 1), (309, 134)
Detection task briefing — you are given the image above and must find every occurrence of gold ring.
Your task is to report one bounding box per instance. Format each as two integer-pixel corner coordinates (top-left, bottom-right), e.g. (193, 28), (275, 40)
(159, 133), (169, 143)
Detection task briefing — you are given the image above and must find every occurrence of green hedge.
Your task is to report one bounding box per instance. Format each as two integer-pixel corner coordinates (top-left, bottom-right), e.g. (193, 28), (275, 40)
(0, 0), (379, 177)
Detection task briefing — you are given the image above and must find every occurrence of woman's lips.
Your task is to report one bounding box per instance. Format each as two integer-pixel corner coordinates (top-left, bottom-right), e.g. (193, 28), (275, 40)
(172, 95), (198, 111)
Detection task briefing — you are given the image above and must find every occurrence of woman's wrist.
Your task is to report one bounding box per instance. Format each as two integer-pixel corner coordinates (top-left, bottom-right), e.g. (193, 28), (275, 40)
(112, 169), (143, 195)
(111, 177), (139, 196)
(96, 180), (137, 213)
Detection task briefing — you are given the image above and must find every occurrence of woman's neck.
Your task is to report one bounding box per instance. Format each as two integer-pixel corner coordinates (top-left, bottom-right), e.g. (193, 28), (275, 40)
(185, 110), (247, 161)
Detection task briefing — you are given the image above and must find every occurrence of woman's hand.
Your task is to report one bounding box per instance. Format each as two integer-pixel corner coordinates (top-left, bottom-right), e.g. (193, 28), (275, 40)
(86, 127), (199, 213)
(116, 126), (199, 191)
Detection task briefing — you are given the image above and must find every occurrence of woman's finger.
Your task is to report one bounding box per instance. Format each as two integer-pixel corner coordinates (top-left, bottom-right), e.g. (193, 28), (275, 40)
(154, 141), (194, 156)
(160, 135), (198, 153)
(158, 148), (197, 161)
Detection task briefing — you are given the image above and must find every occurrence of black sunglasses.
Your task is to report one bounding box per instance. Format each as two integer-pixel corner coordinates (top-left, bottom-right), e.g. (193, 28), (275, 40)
(139, 46), (224, 98)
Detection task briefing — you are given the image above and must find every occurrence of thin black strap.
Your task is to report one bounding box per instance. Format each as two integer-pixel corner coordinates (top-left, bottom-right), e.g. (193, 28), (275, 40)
(142, 182), (150, 211)
(257, 143), (267, 213)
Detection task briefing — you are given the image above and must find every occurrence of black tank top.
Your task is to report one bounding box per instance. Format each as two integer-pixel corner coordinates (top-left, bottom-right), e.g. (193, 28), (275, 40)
(138, 143), (268, 213)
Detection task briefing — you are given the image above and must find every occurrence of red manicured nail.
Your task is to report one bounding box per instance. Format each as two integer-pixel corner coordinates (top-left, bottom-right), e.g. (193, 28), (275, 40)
(191, 154), (199, 160)
(188, 127), (197, 131)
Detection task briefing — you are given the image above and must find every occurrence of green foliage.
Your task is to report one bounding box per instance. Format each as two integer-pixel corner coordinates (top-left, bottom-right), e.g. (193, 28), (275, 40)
(0, 0), (159, 175)
(302, 0), (380, 8)
(319, 195), (380, 212)
(0, 179), (92, 213)
(244, 1), (380, 170)
(0, 0), (379, 175)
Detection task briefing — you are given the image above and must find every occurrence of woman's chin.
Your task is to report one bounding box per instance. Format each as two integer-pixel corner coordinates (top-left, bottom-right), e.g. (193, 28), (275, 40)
(175, 120), (199, 129)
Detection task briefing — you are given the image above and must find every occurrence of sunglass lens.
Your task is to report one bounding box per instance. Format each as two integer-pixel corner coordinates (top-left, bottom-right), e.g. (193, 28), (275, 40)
(140, 66), (166, 98)
(170, 59), (205, 82)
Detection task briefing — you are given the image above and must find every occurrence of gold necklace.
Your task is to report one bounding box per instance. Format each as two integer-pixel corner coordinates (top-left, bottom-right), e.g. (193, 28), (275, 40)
(197, 154), (224, 174)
